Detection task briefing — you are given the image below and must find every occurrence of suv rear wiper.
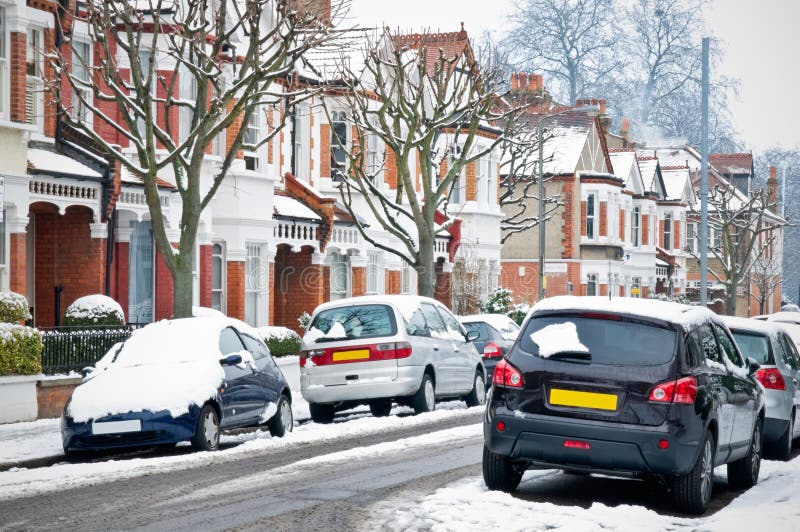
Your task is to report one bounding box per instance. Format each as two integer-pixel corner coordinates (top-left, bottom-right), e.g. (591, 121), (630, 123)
(546, 351), (592, 360)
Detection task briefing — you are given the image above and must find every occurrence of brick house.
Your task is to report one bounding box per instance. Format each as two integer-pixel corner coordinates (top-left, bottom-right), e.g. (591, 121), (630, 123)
(0, 2), (501, 330)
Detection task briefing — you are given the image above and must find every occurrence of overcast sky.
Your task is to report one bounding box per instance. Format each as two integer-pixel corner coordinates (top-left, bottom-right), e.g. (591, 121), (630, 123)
(346, 0), (800, 154)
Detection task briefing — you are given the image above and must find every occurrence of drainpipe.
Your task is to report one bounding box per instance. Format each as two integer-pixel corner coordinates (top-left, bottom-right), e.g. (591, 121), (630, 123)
(289, 102), (297, 177)
(105, 208), (116, 296)
(54, 285), (63, 326)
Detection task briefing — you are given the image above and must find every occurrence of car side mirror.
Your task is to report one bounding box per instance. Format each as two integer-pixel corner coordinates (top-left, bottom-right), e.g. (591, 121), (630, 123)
(220, 353), (243, 366)
(746, 357), (760, 375)
(465, 330), (480, 342)
(81, 366), (95, 378)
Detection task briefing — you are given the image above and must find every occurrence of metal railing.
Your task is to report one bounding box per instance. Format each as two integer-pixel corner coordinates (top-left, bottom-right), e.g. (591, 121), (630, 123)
(40, 324), (144, 375)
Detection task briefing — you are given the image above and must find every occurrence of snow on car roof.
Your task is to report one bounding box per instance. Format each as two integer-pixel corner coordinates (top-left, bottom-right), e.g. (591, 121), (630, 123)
(768, 311), (800, 325)
(531, 296), (716, 328)
(460, 314), (517, 329)
(721, 315), (783, 335)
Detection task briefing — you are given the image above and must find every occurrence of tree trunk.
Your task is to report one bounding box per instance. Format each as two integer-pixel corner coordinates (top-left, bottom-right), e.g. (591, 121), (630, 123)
(725, 288), (737, 316)
(416, 229), (435, 298)
(172, 252), (194, 318)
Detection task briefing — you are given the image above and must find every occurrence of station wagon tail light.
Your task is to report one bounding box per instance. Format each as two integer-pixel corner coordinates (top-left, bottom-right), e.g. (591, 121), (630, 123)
(299, 349), (324, 368)
(649, 376), (697, 404)
(493, 359), (523, 388)
(563, 440), (590, 450)
(375, 342), (413, 360)
(756, 368), (785, 390)
(483, 342), (502, 358)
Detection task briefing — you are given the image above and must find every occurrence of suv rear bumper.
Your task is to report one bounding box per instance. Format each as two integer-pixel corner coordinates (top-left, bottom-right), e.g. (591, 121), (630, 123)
(301, 365), (425, 404)
(484, 406), (704, 476)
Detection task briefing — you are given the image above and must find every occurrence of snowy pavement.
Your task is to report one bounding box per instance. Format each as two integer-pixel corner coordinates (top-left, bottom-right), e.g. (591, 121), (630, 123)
(367, 455), (800, 531)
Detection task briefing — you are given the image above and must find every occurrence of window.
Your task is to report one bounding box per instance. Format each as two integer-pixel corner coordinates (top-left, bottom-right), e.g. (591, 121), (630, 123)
(309, 304), (397, 340)
(128, 220), (154, 323)
(0, 8), (6, 117)
(25, 28), (43, 127)
(449, 158), (462, 205)
(179, 65), (196, 139)
(487, 155), (496, 206)
(586, 274), (597, 296)
(240, 333), (269, 360)
(0, 211), (6, 289)
(366, 132), (380, 178)
(245, 243), (267, 326)
(632, 207), (640, 247)
(437, 306), (465, 341)
(331, 111), (348, 180)
(329, 252), (350, 300)
(586, 194), (595, 239)
(687, 222), (697, 253)
(72, 40), (92, 123)
(211, 243), (225, 312)
(664, 213), (672, 250)
(244, 108), (260, 148)
(367, 251), (381, 295)
(477, 155), (488, 206)
(780, 334), (800, 370)
(219, 327), (245, 356)
(421, 303), (446, 336)
(710, 227), (721, 251)
(714, 324), (743, 367)
(401, 262), (415, 295)
(697, 324), (723, 365)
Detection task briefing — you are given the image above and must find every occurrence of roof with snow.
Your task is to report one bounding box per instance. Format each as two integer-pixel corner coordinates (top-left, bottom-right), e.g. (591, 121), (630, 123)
(273, 194), (322, 221)
(660, 165), (692, 203)
(28, 149), (102, 179)
(709, 153), (754, 177)
(636, 156), (660, 194)
(609, 149), (645, 195)
(119, 166), (177, 189)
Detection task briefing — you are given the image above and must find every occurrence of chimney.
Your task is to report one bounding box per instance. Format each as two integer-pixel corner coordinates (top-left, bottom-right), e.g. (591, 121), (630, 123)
(519, 73), (528, 91)
(511, 73), (519, 91)
(599, 99), (606, 115)
(621, 118), (631, 134)
(768, 165), (779, 206)
(529, 74), (538, 92)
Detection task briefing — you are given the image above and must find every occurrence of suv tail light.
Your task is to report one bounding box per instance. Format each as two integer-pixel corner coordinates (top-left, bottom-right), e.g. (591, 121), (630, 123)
(493, 359), (523, 388)
(377, 342), (413, 359)
(299, 349), (323, 368)
(649, 376), (697, 404)
(756, 368), (785, 390)
(483, 342), (502, 358)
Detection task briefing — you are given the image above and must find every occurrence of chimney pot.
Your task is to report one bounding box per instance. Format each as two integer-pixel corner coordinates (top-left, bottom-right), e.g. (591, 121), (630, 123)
(519, 73), (528, 91)
(770, 165), (777, 180)
(600, 99), (606, 114)
(621, 118), (631, 133)
(529, 73), (538, 91)
(511, 73), (519, 90)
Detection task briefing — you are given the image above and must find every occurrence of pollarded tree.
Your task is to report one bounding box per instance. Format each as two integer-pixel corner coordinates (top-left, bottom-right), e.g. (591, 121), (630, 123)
(688, 184), (786, 315)
(54, 0), (338, 317)
(751, 254), (783, 316)
(323, 28), (513, 297)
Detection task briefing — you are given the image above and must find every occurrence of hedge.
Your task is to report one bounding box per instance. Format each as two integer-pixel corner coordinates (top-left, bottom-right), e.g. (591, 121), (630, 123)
(257, 327), (302, 357)
(0, 292), (31, 323)
(0, 323), (43, 376)
(64, 295), (125, 327)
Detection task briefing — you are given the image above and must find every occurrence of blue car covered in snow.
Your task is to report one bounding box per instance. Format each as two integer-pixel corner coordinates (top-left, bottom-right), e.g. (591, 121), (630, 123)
(61, 317), (293, 455)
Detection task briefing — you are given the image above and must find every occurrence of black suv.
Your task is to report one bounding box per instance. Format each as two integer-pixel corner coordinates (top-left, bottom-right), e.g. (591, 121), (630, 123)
(483, 297), (765, 515)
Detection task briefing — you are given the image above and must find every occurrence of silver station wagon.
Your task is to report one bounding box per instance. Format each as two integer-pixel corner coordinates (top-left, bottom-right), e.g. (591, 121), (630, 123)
(300, 295), (486, 423)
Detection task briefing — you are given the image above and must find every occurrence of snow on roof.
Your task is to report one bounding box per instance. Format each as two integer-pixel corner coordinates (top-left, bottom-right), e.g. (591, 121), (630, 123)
(540, 127), (589, 175)
(28, 149), (102, 179)
(660, 166), (691, 201)
(119, 166), (176, 189)
(530, 296), (716, 328)
(721, 315), (783, 335)
(709, 153), (753, 176)
(636, 157), (659, 192)
(273, 195), (322, 221)
(609, 150), (639, 189)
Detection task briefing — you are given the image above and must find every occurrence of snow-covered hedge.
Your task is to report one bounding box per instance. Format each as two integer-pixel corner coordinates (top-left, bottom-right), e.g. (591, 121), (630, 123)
(480, 288), (513, 315)
(0, 292), (31, 323)
(64, 295), (125, 327)
(507, 303), (531, 325)
(256, 326), (302, 357)
(0, 323), (43, 375)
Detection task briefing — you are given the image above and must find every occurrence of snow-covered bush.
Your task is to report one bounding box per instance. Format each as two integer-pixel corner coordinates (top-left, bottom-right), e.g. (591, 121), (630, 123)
(507, 303), (531, 325)
(480, 288), (513, 314)
(297, 311), (312, 331)
(0, 291), (31, 323)
(0, 323), (42, 375)
(64, 295), (125, 327)
(256, 327), (302, 357)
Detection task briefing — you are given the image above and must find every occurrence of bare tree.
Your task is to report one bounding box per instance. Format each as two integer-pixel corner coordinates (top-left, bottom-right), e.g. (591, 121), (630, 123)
(324, 28), (511, 297)
(54, 0), (338, 318)
(751, 254), (783, 315)
(502, 0), (620, 105)
(687, 185), (786, 315)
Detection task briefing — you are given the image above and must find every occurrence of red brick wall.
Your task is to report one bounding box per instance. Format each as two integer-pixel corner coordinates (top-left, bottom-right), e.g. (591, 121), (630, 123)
(659, 219), (665, 248)
(561, 179), (575, 258)
(619, 208), (625, 241)
(10, 32), (26, 123)
(385, 270), (401, 295)
(674, 220), (681, 250)
(642, 215), (650, 245)
(155, 246), (174, 320)
(320, 124), (331, 178)
(43, 29), (57, 138)
(322, 265), (331, 303)
(434, 266), (451, 307)
(385, 148), (397, 189)
(352, 266), (366, 297)
(600, 284), (608, 296)
(268, 261), (276, 324)
(642, 286), (650, 299)
(199, 244), (212, 308)
(500, 262), (538, 302)
(9, 233), (26, 295)
(31, 204), (106, 327)
(599, 201), (607, 237)
(465, 162), (477, 201)
(37, 381), (80, 419)
(111, 242), (129, 321)
(226, 261), (245, 320)
(580, 200), (587, 237)
(273, 247), (324, 333)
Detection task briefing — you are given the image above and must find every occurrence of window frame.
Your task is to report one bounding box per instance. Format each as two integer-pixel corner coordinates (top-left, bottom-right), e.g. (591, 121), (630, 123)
(25, 27), (44, 128)
(330, 110), (348, 180)
(632, 206), (640, 247)
(586, 193), (596, 239)
(366, 250), (381, 295)
(211, 242), (226, 313)
(71, 39), (93, 124)
(664, 213), (672, 250)
(329, 252), (350, 300)
(244, 242), (267, 326)
(0, 8), (7, 119)
(586, 273), (597, 296)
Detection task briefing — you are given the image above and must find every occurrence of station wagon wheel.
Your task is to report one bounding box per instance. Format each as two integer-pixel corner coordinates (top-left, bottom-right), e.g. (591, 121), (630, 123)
(309, 403), (336, 424)
(465, 371), (486, 407)
(191, 404), (220, 452)
(267, 394), (293, 438)
(728, 417), (762, 489)
(672, 431), (714, 515)
(369, 399), (393, 417)
(412, 373), (435, 414)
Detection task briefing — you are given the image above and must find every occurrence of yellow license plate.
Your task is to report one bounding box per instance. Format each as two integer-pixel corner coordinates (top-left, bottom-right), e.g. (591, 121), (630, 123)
(550, 389), (618, 411)
(332, 349), (371, 362)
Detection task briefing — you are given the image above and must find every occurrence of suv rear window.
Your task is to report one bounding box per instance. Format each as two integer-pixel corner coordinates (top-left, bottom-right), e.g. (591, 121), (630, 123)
(308, 304), (397, 342)
(519, 314), (677, 365)
(730, 331), (772, 365)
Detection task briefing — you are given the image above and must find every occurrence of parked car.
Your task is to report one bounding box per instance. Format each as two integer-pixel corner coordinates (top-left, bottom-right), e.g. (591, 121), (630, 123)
(460, 314), (520, 387)
(61, 317), (294, 455)
(768, 311), (800, 326)
(723, 316), (800, 460)
(300, 295), (485, 423)
(483, 296), (764, 515)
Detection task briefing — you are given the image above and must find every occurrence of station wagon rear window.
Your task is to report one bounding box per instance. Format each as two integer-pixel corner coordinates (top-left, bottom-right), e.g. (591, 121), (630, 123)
(307, 304), (397, 342)
(730, 331), (772, 365)
(520, 314), (677, 365)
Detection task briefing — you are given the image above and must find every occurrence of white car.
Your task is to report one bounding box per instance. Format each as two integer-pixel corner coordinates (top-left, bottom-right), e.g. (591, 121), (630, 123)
(299, 295), (485, 422)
